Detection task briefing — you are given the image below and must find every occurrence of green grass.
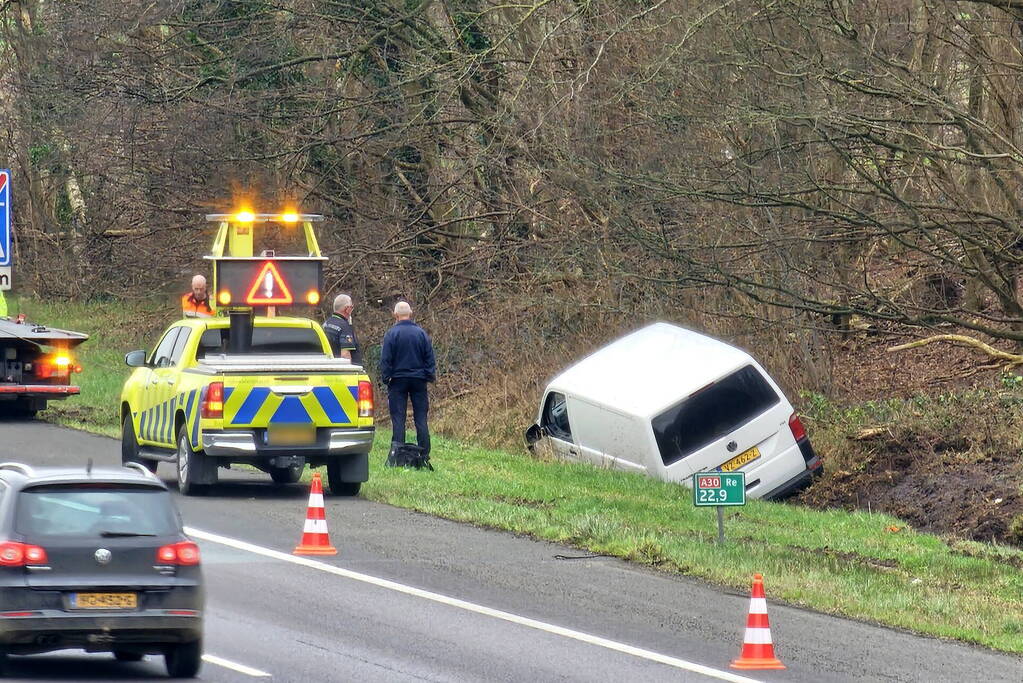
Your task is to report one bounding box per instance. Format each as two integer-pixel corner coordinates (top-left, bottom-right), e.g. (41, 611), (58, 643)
(10, 298), (1023, 653)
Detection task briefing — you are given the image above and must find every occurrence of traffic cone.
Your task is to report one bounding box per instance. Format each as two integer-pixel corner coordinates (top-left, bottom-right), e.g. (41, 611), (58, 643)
(730, 573), (785, 670)
(293, 472), (337, 556)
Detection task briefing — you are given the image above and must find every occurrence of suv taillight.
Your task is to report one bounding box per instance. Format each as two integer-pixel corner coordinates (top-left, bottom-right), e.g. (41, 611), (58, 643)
(789, 412), (807, 442)
(201, 382), (224, 419)
(358, 380), (373, 418)
(0, 542), (48, 566)
(156, 541), (200, 566)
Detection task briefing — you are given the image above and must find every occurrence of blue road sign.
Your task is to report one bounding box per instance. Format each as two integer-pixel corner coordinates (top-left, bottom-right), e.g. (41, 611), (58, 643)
(0, 170), (9, 267)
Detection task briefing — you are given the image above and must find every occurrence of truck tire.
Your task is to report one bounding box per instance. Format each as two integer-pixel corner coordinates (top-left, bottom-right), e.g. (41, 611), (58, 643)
(177, 426), (215, 495)
(269, 464), (303, 484)
(326, 461), (361, 496)
(121, 417), (158, 473)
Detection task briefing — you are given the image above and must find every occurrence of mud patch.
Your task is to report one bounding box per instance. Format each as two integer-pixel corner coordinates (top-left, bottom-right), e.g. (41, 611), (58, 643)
(799, 431), (1023, 546)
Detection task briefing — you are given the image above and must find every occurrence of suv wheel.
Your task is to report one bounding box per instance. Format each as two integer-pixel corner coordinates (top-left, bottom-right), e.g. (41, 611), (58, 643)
(177, 427), (214, 495)
(164, 639), (202, 678)
(122, 417), (158, 473)
(326, 461), (361, 496)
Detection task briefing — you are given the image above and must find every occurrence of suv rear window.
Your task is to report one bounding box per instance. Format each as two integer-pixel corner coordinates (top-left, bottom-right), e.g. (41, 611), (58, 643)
(652, 364), (780, 466)
(197, 326), (324, 357)
(15, 486), (181, 538)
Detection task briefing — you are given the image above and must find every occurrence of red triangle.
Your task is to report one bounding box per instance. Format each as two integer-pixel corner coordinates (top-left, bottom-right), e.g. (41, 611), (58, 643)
(245, 261), (294, 305)
(0, 172), (7, 193)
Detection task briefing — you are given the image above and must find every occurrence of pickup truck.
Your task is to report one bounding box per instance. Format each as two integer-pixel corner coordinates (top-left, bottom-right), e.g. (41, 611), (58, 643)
(119, 316), (374, 495)
(0, 316), (87, 418)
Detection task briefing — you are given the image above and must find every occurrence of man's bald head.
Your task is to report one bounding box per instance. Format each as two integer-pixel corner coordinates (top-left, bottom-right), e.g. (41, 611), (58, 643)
(393, 301), (412, 320)
(191, 274), (207, 301)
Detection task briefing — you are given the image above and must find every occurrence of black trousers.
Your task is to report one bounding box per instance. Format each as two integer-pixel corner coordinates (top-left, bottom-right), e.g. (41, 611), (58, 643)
(387, 377), (430, 455)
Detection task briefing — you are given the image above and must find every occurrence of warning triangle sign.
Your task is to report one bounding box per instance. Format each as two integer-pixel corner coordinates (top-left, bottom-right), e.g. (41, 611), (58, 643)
(245, 261), (294, 305)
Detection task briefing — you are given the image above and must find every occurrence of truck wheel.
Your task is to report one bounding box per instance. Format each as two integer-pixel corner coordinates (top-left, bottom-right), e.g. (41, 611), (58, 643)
(269, 464), (303, 484)
(326, 461), (361, 496)
(164, 639), (202, 678)
(121, 417), (158, 473)
(177, 426), (214, 495)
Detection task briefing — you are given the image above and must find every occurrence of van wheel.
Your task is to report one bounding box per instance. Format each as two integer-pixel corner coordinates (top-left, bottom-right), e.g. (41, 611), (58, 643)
(164, 639), (202, 678)
(269, 464), (303, 484)
(177, 427), (214, 495)
(122, 417), (158, 473)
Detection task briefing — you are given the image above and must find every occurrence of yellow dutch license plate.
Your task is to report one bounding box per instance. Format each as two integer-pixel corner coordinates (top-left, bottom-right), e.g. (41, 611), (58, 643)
(72, 592), (137, 609)
(719, 446), (760, 472)
(267, 424), (316, 446)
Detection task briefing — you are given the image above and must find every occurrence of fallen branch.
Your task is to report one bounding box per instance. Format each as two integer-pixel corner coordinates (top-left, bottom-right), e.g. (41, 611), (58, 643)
(887, 334), (1023, 367)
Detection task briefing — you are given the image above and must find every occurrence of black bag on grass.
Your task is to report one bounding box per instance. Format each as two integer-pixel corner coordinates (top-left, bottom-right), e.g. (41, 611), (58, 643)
(386, 443), (434, 470)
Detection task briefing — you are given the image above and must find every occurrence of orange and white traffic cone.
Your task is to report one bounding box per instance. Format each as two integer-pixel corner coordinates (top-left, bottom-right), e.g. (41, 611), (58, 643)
(730, 573), (785, 670)
(293, 472), (337, 556)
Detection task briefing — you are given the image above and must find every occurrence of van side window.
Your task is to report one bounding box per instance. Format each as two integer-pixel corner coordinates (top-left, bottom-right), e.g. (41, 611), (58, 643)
(542, 392), (573, 441)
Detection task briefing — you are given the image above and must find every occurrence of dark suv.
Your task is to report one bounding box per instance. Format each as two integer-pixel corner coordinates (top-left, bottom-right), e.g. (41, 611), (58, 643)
(0, 462), (203, 677)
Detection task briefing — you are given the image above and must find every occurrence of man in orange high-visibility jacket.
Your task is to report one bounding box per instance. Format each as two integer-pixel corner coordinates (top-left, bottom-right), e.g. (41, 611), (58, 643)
(181, 274), (215, 318)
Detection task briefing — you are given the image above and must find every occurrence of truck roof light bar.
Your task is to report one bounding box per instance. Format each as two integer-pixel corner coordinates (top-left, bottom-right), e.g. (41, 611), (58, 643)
(204, 214), (324, 223)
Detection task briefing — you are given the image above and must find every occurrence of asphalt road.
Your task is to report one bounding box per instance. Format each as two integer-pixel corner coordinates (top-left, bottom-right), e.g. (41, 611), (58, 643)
(1, 420), (1022, 682)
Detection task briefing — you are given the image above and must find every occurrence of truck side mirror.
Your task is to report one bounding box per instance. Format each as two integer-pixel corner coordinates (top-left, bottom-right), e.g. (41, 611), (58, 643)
(125, 350), (148, 367)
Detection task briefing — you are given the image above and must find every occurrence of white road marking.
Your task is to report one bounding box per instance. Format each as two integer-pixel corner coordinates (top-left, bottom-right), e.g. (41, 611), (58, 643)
(186, 526), (761, 683)
(203, 653), (272, 677)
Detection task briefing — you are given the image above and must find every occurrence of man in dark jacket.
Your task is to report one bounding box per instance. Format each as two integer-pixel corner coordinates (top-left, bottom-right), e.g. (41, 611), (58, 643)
(379, 301), (436, 456)
(323, 293), (363, 365)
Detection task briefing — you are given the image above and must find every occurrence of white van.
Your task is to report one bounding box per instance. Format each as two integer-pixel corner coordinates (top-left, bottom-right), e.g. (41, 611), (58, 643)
(525, 322), (822, 500)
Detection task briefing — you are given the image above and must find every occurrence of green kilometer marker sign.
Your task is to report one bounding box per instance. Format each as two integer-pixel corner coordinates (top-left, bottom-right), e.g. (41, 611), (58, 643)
(693, 472), (746, 544)
(693, 472), (746, 506)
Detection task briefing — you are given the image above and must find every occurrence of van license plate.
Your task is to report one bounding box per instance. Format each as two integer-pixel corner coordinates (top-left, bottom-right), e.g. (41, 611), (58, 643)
(267, 424), (316, 446)
(71, 592), (137, 609)
(719, 446), (760, 472)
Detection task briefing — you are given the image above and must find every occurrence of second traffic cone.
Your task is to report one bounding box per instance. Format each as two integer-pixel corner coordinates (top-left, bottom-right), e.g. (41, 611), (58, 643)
(730, 573), (785, 670)
(293, 472), (337, 556)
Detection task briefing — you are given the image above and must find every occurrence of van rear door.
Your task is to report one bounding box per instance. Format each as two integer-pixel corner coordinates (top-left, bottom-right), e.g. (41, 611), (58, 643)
(652, 364), (799, 486)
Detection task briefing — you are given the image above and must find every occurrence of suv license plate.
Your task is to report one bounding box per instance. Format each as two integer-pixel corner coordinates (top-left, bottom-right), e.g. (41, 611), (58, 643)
(267, 424), (316, 446)
(71, 592), (137, 609)
(719, 446), (760, 472)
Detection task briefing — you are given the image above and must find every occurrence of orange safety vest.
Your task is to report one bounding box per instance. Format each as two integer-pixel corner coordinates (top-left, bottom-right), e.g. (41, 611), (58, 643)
(181, 292), (215, 318)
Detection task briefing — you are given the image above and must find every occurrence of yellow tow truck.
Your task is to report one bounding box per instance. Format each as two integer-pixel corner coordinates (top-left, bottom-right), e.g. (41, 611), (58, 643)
(119, 212), (374, 495)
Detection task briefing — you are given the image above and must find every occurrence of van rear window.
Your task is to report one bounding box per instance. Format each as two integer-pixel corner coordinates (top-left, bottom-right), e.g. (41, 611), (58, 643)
(652, 365), (780, 466)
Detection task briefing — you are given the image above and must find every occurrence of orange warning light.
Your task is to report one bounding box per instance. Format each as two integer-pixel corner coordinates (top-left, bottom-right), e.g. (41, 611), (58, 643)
(306, 290), (320, 305)
(245, 261), (294, 305)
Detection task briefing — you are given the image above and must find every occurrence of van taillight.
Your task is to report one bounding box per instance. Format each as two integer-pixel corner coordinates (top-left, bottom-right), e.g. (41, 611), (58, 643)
(156, 541), (200, 566)
(788, 413), (807, 442)
(358, 380), (373, 418)
(0, 542), (48, 566)
(201, 382), (224, 419)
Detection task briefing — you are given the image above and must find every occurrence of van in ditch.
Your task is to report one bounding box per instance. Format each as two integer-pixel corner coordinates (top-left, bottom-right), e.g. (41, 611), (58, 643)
(524, 322), (822, 500)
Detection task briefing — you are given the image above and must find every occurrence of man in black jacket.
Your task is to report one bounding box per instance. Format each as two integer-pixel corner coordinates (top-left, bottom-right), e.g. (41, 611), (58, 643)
(379, 301), (436, 456)
(323, 294), (362, 365)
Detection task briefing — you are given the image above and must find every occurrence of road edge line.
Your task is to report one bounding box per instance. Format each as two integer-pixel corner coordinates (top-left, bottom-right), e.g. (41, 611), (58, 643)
(186, 526), (761, 683)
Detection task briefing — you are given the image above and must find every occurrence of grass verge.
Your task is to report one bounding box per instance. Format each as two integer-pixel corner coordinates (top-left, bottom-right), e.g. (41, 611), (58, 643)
(10, 298), (1023, 654)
